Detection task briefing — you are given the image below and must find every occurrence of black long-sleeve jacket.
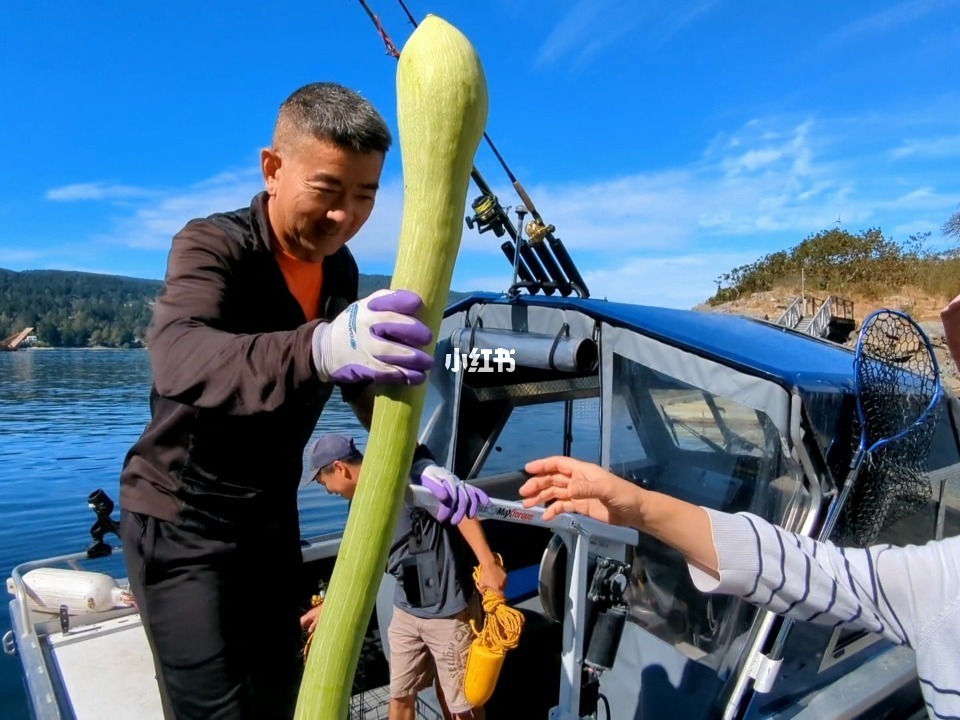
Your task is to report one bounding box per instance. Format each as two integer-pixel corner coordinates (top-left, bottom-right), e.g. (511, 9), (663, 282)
(119, 192), (361, 533)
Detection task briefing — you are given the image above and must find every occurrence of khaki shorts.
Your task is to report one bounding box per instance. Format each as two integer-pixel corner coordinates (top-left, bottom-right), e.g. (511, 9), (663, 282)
(388, 597), (481, 715)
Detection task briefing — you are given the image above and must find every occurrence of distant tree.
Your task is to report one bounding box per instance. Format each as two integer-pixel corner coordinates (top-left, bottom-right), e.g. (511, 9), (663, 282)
(37, 320), (61, 346)
(944, 205), (960, 241)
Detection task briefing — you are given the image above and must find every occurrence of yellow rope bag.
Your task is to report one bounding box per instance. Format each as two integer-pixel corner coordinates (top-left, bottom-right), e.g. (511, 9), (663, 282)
(463, 555), (525, 707)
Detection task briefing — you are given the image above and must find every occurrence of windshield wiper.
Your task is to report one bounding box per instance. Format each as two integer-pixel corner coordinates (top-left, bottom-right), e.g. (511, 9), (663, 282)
(662, 409), (726, 454)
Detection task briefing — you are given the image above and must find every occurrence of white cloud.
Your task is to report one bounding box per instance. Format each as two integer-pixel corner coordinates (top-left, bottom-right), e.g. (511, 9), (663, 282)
(534, 0), (718, 69)
(724, 148), (784, 175)
(891, 134), (960, 159)
(448, 250), (761, 309)
(824, 0), (958, 48)
(580, 251), (761, 308)
(99, 170), (263, 249)
(884, 186), (960, 212)
(534, 0), (642, 70)
(443, 112), (960, 306)
(891, 219), (940, 240)
(0, 248), (46, 264)
(654, 1), (720, 48)
(45, 182), (158, 202)
(496, 120), (843, 251)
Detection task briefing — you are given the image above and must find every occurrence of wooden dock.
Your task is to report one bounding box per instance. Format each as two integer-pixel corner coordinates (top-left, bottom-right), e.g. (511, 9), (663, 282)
(0, 327), (35, 351)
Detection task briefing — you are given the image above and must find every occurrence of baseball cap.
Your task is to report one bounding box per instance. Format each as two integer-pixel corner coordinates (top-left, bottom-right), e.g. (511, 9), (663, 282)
(299, 434), (362, 489)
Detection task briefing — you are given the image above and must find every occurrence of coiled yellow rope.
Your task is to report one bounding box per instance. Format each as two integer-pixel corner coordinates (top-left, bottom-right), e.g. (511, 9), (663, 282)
(469, 554), (525, 652)
(463, 554), (525, 707)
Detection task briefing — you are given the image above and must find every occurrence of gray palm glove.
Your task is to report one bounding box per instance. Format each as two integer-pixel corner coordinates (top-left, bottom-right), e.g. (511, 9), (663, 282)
(312, 289), (434, 385)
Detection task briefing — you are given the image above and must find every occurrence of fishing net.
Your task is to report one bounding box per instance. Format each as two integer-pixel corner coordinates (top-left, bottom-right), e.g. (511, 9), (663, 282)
(834, 310), (942, 546)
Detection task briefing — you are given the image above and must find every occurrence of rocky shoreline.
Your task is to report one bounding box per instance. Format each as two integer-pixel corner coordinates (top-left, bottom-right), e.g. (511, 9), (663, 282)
(697, 290), (960, 394)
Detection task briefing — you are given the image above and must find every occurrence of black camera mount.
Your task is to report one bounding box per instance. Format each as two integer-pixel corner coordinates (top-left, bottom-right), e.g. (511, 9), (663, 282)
(86, 489), (121, 559)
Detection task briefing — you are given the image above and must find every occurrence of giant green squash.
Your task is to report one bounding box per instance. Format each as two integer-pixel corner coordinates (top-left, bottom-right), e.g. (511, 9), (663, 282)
(295, 15), (488, 719)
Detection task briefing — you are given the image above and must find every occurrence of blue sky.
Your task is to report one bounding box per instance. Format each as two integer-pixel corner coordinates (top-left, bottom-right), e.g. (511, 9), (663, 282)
(3, 0), (959, 309)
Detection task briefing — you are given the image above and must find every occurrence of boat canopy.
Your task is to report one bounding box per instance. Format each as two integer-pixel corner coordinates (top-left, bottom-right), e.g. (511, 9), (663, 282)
(440, 293), (861, 461)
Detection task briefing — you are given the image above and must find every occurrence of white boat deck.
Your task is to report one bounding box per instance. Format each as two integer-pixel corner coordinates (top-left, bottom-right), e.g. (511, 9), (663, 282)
(46, 612), (163, 720)
(41, 608), (442, 720)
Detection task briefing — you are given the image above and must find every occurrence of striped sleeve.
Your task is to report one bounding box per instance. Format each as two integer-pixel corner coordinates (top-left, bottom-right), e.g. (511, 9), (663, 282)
(686, 510), (960, 649)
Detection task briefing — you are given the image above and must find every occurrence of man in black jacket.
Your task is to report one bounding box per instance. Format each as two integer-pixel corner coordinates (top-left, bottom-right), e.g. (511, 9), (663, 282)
(119, 82), (434, 720)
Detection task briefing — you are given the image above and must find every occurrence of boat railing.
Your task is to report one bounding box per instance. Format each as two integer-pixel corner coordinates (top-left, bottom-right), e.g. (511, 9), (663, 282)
(803, 296), (823, 318)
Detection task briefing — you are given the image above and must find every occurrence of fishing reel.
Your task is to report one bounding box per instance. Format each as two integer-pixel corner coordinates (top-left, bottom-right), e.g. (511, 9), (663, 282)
(525, 217), (554, 245)
(86, 489), (121, 559)
(465, 194), (509, 237)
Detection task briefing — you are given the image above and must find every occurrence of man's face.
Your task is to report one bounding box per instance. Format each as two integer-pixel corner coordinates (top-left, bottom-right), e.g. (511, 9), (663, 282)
(262, 137), (385, 262)
(316, 460), (360, 500)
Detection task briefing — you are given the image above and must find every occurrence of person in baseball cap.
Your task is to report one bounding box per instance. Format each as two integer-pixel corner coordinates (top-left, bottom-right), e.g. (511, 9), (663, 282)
(301, 433), (489, 524)
(300, 433), (505, 718)
(299, 434), (364, 491)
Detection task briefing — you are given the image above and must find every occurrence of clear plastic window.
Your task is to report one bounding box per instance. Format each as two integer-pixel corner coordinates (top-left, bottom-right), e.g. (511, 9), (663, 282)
(477, 398), (601, 476)
(610, 352), (804, 669)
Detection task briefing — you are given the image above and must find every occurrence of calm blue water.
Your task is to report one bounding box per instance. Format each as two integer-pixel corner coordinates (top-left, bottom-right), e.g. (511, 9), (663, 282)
(0, 349), (366, 719)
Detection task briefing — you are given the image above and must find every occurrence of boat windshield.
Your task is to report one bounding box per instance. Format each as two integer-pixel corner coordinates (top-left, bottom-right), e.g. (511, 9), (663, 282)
(607, 352), (807, 669)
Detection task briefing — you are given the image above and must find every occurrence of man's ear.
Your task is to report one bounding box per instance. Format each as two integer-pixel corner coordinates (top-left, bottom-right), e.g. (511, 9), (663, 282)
(261, 148), (281, 195)
(342, 461), (363, 482)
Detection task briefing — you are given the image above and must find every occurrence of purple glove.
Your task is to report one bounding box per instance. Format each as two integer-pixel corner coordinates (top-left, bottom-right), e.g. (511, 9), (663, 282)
(311, 289), (434, 385)
(419, 465), (490, 525)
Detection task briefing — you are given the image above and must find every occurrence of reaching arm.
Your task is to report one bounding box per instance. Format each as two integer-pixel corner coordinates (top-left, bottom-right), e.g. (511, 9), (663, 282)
(457, 516), (507, 594)
(699, 510), (960, 648)
(519, 456), (960, 646)
(631, 489), (720, 578)
(519, 455), (719, 576)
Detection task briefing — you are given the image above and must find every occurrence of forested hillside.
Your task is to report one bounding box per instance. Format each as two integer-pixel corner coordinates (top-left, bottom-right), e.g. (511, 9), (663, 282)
(0, 269), (474, 348)
(0, 270), (159, 348)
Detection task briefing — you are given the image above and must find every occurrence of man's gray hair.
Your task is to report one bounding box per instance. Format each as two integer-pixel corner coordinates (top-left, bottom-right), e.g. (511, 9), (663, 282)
(274, 82), (392, 154)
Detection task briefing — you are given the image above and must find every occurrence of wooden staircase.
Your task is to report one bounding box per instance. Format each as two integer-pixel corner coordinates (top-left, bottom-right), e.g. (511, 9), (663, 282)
(776, 297), (855, 343)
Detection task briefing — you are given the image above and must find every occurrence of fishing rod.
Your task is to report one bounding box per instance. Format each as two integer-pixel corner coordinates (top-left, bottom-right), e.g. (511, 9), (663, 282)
(355, 0), (590, 299)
